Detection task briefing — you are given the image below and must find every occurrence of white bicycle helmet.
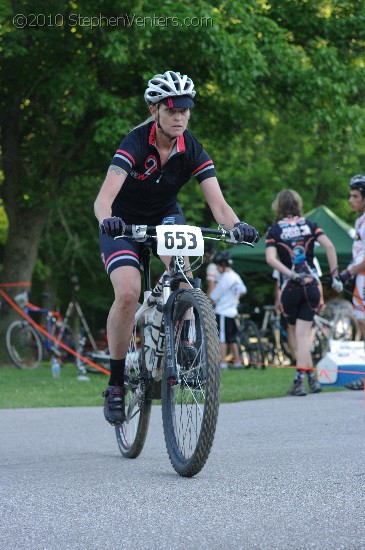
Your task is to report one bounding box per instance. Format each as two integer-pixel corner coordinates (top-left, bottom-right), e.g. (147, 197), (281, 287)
(144, 70), (196, 108)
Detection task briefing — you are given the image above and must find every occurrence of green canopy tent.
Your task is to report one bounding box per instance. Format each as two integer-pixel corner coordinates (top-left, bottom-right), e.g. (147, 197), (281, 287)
(229, 205), (354, 275)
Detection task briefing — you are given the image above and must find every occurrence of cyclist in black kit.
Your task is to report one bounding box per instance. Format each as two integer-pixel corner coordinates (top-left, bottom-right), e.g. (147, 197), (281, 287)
(94, 70), (259, 424)
(265, 189), (342, 396)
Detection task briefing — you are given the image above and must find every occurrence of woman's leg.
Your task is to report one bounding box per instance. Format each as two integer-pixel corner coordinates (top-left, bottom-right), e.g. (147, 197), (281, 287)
(108, 265), (141, 360)
(295, 319), (313, 372)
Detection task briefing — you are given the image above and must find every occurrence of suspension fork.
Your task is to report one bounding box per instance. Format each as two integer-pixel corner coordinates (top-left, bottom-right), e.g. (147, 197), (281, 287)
(163, 289), (185, 381)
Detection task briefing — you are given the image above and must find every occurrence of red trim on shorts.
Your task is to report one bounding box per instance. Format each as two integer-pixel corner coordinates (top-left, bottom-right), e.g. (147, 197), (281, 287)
(104, 249), (139, 271)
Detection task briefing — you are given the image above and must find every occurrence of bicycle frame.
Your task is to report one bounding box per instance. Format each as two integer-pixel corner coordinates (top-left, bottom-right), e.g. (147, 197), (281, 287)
(132, 239), (201, 384)
(16, 297), (65, 354)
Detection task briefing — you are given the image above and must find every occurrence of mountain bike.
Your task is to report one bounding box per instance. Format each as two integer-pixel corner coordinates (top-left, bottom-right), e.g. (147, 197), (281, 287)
(260, 305), (293, 366)
(4, 277), (100, 371)
(113, 223), (252, 477)
(237, 311), (266, 369)
(4, 292), (69, 369)
(260, 301), (360, 367)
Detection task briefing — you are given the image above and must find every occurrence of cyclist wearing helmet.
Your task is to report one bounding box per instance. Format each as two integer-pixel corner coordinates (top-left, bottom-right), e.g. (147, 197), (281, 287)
(210, 251), (247, 369)
(265, 189), (343, 397)
(340, 174), (365, 390)
(94, 70), (259, 424)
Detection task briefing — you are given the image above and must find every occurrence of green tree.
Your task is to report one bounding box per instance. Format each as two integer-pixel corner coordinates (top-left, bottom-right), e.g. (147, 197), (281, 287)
(1, 0), (365, 344)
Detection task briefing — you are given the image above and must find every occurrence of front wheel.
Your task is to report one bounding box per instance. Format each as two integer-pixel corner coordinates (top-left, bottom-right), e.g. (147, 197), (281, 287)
(115, 311), (151, 459)
(6, 320), (43, 369)
(162, 289), (221, 477)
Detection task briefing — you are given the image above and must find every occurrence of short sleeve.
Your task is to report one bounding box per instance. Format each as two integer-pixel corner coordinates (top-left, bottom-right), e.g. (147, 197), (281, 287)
(265, 225), (277, 248)
(190, 138), (216, 183)
(110, 128), (142, 173)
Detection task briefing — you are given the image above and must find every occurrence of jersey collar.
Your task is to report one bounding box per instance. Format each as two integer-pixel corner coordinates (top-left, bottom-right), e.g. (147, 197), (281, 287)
(148, 122), (186, 152)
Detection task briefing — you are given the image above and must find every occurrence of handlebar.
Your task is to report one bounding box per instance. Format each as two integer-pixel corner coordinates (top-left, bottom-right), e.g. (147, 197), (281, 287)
(101, 224), (255, 247)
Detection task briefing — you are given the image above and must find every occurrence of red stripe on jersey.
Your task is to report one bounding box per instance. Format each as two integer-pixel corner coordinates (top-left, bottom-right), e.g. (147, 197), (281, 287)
(149, 123), (157, 146)
(116, 149), (136, 164)
(191, 160), (213, 176)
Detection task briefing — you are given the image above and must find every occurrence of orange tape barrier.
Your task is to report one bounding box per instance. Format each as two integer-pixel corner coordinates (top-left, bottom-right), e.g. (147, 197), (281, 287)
(0, 288), (109, 375)
(0, 282), (32, 287)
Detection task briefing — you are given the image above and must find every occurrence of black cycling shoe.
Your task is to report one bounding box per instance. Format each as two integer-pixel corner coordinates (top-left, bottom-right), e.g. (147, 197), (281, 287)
(102, 386), (126, 425)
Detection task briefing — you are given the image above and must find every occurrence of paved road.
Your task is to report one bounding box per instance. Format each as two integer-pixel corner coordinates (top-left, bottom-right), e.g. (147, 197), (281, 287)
(1, 391), (364, 550)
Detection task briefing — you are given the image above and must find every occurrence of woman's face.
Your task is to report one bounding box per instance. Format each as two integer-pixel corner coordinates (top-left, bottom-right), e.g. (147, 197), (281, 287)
(150, 104), (190, 138)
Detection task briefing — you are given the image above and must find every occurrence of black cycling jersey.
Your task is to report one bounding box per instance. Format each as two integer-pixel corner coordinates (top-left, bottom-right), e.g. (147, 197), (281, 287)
(109, 121), (216, 224)
(265, 216), (324, 273)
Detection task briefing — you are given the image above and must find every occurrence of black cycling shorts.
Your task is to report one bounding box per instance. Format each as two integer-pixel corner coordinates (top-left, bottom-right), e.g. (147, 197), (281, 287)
(281, 283), (320, 325)
(216, 314), (239, 344)
(99, 212), (186, 276)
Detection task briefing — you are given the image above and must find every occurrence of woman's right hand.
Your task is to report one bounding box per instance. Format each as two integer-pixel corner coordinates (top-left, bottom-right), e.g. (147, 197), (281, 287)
(100, 216), (125, 237)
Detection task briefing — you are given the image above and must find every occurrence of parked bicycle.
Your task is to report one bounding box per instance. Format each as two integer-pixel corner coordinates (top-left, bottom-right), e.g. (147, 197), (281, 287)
(260, 300), (360, 367)
(4, 276), (102, 372)
(237, 308), (267, 369)
(113, 223), (252, 477)
(260, 305), (292, 366)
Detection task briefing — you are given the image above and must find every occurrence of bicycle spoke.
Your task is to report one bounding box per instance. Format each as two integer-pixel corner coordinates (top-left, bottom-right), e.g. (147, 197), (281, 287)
(162, 289), (220, 477)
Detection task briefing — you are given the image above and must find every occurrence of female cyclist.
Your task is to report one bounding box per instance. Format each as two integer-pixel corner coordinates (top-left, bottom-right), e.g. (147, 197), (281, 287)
(94, 70), (259, 424)
(265, 189), (342, 396)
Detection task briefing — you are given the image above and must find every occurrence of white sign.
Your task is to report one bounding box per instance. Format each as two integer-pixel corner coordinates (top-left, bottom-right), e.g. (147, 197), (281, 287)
(156, 225), (204, 257)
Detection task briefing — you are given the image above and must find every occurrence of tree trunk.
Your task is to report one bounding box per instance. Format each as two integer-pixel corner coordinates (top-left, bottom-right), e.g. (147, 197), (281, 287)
(0, 107), (47, 361)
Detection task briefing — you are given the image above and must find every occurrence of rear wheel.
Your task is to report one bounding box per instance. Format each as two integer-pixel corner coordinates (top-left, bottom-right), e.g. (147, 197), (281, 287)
(115, 312), (151, 459)
(162, 289), (221, 477)
(6, 320), (43, 369)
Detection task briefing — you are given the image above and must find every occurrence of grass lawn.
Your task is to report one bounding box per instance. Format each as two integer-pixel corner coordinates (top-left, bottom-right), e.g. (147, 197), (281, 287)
(0, 360), (344, 409)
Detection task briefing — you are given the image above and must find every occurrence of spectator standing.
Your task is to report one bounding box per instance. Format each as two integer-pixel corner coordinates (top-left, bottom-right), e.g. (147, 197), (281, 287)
(204, 242), (220, 298)
(340, 174), (365, 390)
(210, 251), (247, 369)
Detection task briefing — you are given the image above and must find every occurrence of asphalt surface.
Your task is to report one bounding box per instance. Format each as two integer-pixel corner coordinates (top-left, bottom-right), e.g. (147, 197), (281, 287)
(1, 391), (364, 550)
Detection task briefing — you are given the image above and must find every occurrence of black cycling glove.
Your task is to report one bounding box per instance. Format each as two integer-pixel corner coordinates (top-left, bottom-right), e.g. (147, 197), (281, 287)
(101, 216), (125, 237)
(233, 222), (259, 244)
(339, 270), (352, 283)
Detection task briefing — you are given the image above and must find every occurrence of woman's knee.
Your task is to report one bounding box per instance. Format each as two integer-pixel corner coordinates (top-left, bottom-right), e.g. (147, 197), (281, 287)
(113, 287), (139, 309)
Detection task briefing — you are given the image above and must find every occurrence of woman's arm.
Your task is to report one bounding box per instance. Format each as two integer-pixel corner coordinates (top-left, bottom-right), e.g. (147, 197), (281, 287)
(316, 234), (339, 275)
(266, 247), (293, 278)
(200, 177), (240, 229)
(94, 165), (127, 223)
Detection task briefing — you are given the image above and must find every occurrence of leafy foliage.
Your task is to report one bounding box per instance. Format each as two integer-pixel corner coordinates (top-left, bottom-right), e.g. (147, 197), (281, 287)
(1, 0), (365, 328)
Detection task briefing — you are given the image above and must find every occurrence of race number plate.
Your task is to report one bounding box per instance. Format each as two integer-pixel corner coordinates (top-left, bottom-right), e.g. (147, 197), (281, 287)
(156, 225), (204, 256)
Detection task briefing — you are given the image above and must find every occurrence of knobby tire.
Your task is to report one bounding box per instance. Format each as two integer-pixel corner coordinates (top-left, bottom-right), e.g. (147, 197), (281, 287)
(115, 308), (151, 459)
(162, 288), (221, 477)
